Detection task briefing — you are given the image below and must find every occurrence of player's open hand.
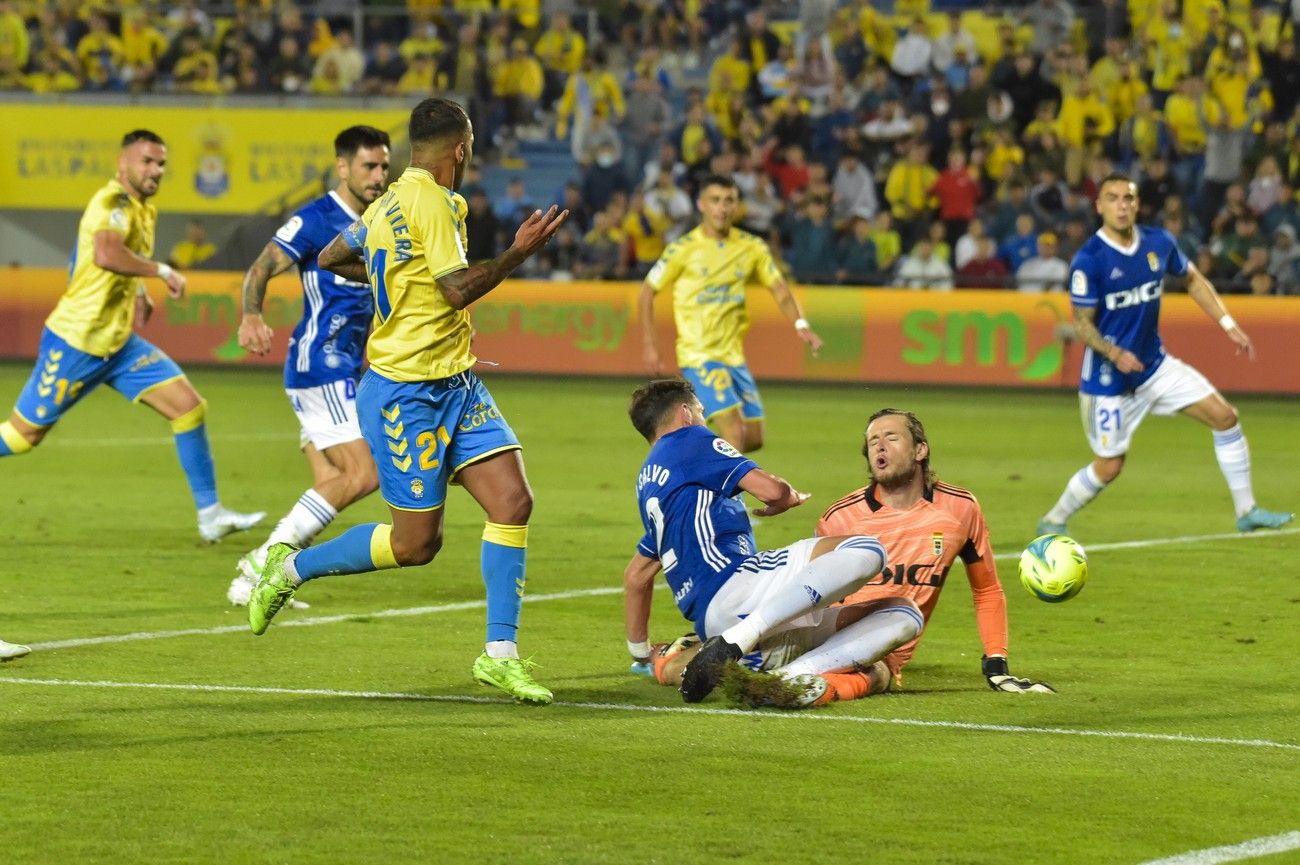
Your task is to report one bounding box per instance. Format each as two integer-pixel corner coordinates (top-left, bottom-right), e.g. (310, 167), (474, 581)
(162, 267), (186, 300)
(642, 344), (663, 375)
(512, 206), (569, 258)
(796, 322), (824, 357)
(752, 490), (811, 518)
(238, 314), (275, 355)
(1226, 325), (1255, 360)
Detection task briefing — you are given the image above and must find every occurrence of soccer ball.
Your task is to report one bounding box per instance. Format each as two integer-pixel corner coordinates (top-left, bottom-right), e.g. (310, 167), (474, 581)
(1018, 534), (1088, 603)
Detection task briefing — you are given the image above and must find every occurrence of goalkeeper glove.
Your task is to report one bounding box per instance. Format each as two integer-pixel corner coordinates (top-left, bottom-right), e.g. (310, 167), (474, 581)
(982, 655), (1056, 693)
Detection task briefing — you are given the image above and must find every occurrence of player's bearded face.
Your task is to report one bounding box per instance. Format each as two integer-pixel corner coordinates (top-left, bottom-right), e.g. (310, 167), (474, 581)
(343, 145), (391, 205)
(865, 418), (925, 486)
(123, 142), (167, 199)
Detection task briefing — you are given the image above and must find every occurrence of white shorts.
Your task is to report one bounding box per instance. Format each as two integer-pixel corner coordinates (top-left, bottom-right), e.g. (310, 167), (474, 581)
(704, 538), (837, 669)
(1081, 354), (1215, 458)
(286, 379), (363, 451)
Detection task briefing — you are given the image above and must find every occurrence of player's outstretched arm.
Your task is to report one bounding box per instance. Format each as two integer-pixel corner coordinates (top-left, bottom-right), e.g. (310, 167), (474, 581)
(1072, 306), (1144, 374)
(738, 468), (812, 517)
(94, 229), (186, 298)
(624, 552), (661, 673)
(319, 220), (370, 284)
(1186, 263), (1255, 359)
(768, 278), (823, 356)
(238, 241), (296, 355)
(437, 206), (569, 310)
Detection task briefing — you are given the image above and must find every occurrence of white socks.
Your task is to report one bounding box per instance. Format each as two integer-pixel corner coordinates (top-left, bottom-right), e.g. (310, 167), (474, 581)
(1212, 424), (1255, 517)
(721, 539), (887, 654)
(1045, 465), (1107, 525)
(263, 489), (338, 552)
(485, 640), (518, 659)
(775, 606), (924, 677)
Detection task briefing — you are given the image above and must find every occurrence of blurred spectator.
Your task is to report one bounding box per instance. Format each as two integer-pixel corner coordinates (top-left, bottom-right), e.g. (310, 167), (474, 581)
(770, 95), (813, 152)
(1212, 213), (1266, 272)
(577, 208), (628, 280)
(1015, 232), (1069, 292)
(1164, 75), (1219, 201)
(557, 182), (592, 236)
(361, 42), (405, 96)
(583, 142), (632, 213)
(642, 142), (686, 190)
(952, 63), (991, 122)
(1022, 0), (1075, 55)
(1057, 217), (1089, 262)
(797, 39), (837, 107)
(1028, 166), (1070, 228)
(738, 173), (781, 237)
(1262, 38), (1300, 122)
(1267, 224), (1300, 293)
(399, 20), (444, 65)
(764, 143), (811, 201)
(891, 18), (933, 84)
(25, 51), (78, 93)
(756, 43), (795, 103)
(1247, 156), (1285, 216)
(77, 11), (124, 90)
(831, 149), (878, 225)
(867, 211), (902, 271)
(984, 128), (1025, 185)
(535, 13), (585, 109)
(622, 70), (672, 183)
(556, 52), (626, 164)
(168, 220), (216, 269)
(1225, 244), (1272, 294)
(711, 37), (754, 103)
(539, 224), (581, 280)
(957, 237), (1011, 288)
(995, 54), (1060, 133)
(999, 214), (1040, 271)
(493, 38), (545, 141)
(1259, 185), (1300, 237)
(836, 216), (879, 285)
(884, 142), (938, 246)
(1118, 92), (1173, 169)
(671, 103), (723, 168)
(984, 180), (1030, 243)
(269, 35), (312, 93)
(573, 110), (623, 169)
(495, 178), (536, 224)
(927, 221), (952, 267)
(314, 26), (363, 93)
(739, 10), (781, 81)
(622, 192), (671, 277)
(645, 172), (692, 241)
(1163, 213), (1202, 260)
(1246, 121), (1289, 178)
(930, 148), (981, 245)
(932, 12), (976, 74)
(122, 9), (168, 92)
(0, 1), (28, 72)
(954, 217), (987, 270)
(1199, 107), (1251, 231)
(465, 187), (501, 263)
(896, 238), (955, 290)
(787, 197), (839, 283)
(397, 53), (436, 96)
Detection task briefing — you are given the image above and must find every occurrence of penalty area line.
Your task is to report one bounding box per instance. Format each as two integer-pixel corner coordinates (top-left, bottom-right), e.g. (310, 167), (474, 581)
(0, 676), (1297, 753)
(26, 527), (1299, 653)
(1134, 830), (1300, 865)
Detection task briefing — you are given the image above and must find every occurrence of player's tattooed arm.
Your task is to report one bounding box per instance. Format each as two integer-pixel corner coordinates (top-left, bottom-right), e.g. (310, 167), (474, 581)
(241, 242), (296, 314)
(438, 206), (569, 309)
(318, 220), (371, 284)
(1072, 306), (1145, 373)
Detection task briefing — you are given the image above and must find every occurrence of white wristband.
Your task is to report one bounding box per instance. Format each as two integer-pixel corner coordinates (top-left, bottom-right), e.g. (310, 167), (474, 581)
(794, 317), (810, 331)
(1218, 314), (1236, 332)
(627, 639), (651, 660)
(156, 262), (174, 281)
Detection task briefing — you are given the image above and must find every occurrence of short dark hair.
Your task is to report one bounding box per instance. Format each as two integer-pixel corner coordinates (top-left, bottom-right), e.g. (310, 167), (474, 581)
(863, 408), (936, 487)
(629, 379), (697, 442)
(122, 129), (164, 148)
(334, 125), (391, 158)
(409, 97), (469, 146)
(697, 174), (739, 197)
(1098, 171), (1135, 194)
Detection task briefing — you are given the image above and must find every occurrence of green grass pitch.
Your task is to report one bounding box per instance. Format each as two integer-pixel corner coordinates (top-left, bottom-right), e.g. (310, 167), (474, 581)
(1, 364), (1296, 865)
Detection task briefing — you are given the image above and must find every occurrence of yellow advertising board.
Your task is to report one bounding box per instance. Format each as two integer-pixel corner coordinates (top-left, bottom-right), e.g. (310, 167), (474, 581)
(0, 103), (407, 214)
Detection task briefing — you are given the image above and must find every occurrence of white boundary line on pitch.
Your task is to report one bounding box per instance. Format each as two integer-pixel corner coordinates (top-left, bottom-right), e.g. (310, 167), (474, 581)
(25, 527), (1299, 653)
(1134, 831), (1300, 865)
(1, 676), (1298, 754)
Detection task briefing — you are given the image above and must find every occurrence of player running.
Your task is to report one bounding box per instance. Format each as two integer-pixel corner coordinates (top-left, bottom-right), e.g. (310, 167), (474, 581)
(622, 378), (896, 706)
(639, 407), (1053, 707)
(246, 98), (567, 704)
(0, 130), (263, 542)
(638, 175), (823, 454)
(1037, 173), (1292, 536)
(229, 125), (392, 608)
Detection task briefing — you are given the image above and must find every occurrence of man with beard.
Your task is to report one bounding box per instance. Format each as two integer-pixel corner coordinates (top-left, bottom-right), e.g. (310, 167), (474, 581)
(231, 125), (392, 607)
(643, 408), (1054, 706)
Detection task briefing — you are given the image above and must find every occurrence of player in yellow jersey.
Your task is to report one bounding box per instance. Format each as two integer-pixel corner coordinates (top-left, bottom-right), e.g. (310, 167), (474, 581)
(247, 97), (568, 704)
(640, 175), (823, 454)
(0, 130), (263, 543)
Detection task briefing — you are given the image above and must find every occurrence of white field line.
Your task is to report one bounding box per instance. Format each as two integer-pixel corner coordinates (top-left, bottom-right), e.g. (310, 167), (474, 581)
(26, 527), (1299, 653)
(1135, 831), (1300, 865)
(1, 676), (1298, 754)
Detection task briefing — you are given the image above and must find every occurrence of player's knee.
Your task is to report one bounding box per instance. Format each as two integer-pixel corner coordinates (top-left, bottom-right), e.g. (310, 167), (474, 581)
(1093, 457), (1124, 483)
(1214, 403), (1240, 430)
(492, 489), (533, 526)
(349, 462), (380, 501)
(169, 399), (207, 434)
(392, 528), (443, 566)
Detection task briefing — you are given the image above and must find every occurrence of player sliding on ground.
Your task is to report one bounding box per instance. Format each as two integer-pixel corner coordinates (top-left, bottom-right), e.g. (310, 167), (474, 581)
(1038, 172), (1292, 537)
(246, 97), (567, 705)
(622, 378), (897, 707)
(229, 125), (392, 609)
(638, 407), (1054, 707)
(0, 130), (263, 542)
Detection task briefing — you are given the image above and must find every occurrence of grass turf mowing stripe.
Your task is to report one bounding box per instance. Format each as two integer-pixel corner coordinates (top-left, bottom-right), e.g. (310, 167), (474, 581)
(2, 676), (1298, 753)
(26, 527), (1298, 653)
(1134, 830), (1300, 864)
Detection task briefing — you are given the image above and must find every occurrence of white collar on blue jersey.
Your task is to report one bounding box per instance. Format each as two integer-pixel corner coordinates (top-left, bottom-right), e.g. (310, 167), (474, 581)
(1095, 226), (1141, 256)
(329, 189), (362, 221)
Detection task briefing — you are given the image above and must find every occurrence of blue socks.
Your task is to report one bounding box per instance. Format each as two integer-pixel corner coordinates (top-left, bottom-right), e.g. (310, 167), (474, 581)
(482, 523), (528, 643)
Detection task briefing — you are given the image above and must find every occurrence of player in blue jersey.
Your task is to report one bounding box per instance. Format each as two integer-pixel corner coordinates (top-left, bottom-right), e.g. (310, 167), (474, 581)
(622, 379), (913, 706)
(230, 126), (392, 607)
(1037, 173), (1293, 536)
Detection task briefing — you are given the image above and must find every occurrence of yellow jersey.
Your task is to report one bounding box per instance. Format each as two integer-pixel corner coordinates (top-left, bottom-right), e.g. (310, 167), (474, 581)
(46, 178), (156, 357)
(645, 226), (782, 368)
(361, 166), (473, 382)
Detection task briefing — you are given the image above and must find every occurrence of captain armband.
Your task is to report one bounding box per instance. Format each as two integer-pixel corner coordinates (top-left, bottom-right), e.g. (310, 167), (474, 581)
(342, 221), (368, 254)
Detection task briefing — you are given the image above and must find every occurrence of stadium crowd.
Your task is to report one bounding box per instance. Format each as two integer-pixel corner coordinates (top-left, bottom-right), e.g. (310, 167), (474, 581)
(2, 0), (1300, 293)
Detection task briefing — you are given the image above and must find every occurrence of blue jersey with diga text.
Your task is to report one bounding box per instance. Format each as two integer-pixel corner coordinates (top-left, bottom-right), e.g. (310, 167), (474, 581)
(272, 191), (374, 389)
(635, 424), (759, 631)
(1068, 226), (1189, 396)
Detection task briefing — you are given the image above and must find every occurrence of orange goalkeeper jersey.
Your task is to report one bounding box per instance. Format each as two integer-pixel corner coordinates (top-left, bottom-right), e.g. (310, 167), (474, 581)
(816, 481), (1009, 674)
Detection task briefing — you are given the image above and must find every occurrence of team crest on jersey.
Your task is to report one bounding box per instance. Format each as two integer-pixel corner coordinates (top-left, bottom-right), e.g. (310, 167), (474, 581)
(410, 478), (424, 499)
(1147, 251), (1159, 272)
(712, 437), (741, 458)
(932, 532), (943, 557)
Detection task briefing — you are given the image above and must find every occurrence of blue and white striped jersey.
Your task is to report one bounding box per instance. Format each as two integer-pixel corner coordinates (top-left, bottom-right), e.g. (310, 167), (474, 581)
(1068, 225), (1189, 396)
(635, 424), (758, 631)
(272, 190), (373, 389)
